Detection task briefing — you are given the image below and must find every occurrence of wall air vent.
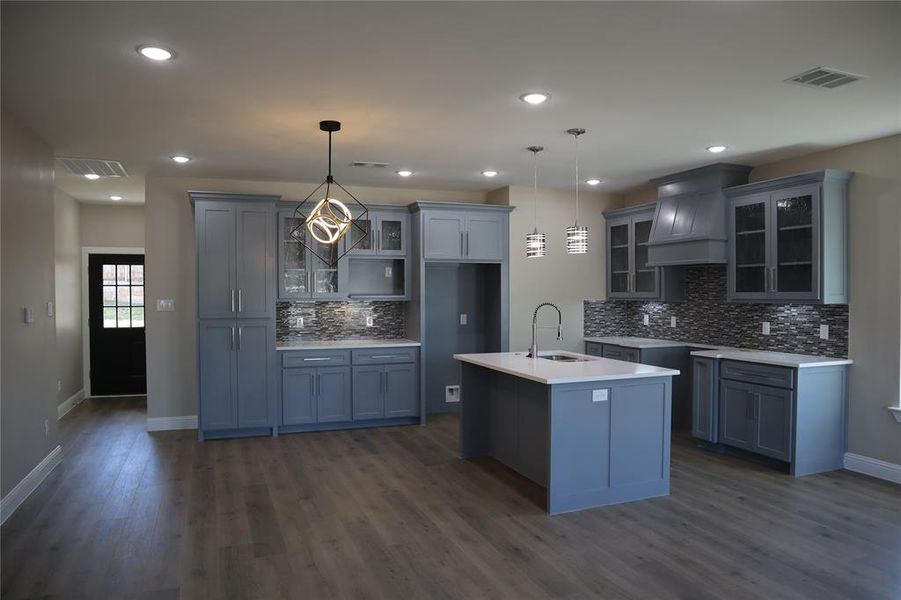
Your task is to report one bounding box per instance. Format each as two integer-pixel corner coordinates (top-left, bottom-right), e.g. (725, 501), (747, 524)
(784, 67), (865, 89)
(350, 161), (390, 168)
(57, 157), (128, 177)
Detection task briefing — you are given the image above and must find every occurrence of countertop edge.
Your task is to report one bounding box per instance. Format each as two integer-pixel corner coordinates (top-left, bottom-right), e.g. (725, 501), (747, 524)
(276, 340), (421, 351)
(454, 353), (680, 385)
(689, 349), (853, 368)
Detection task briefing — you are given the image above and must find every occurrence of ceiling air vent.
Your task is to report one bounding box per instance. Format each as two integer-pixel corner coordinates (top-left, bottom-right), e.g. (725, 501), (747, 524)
(56, 157), (128, 178)
(350, 161), (390, 168)
(784, 67), (865, 89)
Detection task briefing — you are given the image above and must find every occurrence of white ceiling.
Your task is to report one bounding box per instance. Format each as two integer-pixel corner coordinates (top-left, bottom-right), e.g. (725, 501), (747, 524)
(2, 1), (899, 204)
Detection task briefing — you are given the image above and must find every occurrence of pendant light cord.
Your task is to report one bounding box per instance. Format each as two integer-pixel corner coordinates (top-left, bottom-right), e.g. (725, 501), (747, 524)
(533, 149), (538, 228)
(327, 130), (333, 179)
(574, 133), (580, 225)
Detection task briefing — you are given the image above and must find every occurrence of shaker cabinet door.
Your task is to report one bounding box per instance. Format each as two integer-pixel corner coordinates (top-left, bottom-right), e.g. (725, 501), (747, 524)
(424, 214), (465, 259)
(771, 185), (819, 302)
(719, 380), (756, 451)
(464, 213), (504, 260)
(691, 357), (718, 443)
(198, 321), (237, 430)
(317, 367), (352, 422)
(235, 320), (273, 428)
(196, 204), (237, 318)
(283, 368), (317, 425)
(352, 366), (384, 419)
(384, 363), (418, 417)
(754, 386), (793, 462)
(235, 205), (275, 318)
(729, 194), (772, 301)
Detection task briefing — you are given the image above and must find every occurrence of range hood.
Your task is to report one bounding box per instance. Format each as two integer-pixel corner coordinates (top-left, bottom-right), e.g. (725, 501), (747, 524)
(646, 163), (752, 266)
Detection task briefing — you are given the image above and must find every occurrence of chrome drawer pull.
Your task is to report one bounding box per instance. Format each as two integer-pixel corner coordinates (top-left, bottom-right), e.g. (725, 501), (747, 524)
(370, 354), (397, 359)
(302, 357), (331, 362)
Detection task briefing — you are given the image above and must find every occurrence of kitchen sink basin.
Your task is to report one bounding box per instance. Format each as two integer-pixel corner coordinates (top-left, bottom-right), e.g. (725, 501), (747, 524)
(539, 353), (590, 362)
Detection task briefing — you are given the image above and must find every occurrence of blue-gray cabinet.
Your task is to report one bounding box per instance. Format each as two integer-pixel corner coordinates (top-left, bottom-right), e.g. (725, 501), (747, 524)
(196, 199), (276, 319)
(282, 368), (316, 425)
(316, 367), (353, 422)
(351, 366), (384, 419)
(604, 203), (684, 301)
(277, 208), (348, 300)
(725, 170), (851, 304)
(419, 207), (507, 261)
(351, 350), (419, 419)
(691, 357), (718, 443)
(384, 363), (418, 417)
(719, 378), (792, 462)
(347, 209), (410, 257)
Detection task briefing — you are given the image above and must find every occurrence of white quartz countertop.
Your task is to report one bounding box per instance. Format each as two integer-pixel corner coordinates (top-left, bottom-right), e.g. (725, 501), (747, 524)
(689, 349), (852, 369)
(277, 339), (421, 351)
(454, 351), (680, 385)
(584, 336), (723, 349)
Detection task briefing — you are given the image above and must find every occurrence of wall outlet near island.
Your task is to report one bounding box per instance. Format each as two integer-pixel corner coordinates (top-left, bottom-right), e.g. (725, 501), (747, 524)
(384, 266), (392, 278)
(670, 316), (677, 328)
(445, 385), (460, 403)
(366, 315), (374, 327)
(762, 321), (771, 335)
(643, 314), (649, 326)
(819, 324), (829, 340)
(295, 317), (304, 327)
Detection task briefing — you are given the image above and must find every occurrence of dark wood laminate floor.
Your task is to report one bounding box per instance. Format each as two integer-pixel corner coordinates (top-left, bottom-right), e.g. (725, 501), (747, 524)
(2, 397), (899, 600)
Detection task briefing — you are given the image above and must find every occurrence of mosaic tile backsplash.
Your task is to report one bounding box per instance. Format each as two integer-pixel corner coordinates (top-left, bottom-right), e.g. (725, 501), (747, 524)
(584, 266), (849, 358)
(277, 301), (406, 343)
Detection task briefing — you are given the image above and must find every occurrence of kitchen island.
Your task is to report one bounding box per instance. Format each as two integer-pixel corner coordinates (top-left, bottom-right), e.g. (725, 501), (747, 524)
(454, 351), (679, 515)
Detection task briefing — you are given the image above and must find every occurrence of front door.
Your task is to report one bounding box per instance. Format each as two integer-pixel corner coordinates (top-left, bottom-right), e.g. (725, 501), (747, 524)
(88, 254), (147, 395)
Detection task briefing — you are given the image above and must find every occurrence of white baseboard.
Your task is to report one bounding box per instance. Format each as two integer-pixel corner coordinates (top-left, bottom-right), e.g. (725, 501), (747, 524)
(58, 388), (85, 419)
(1, 445), (63, 524)
(844, 453), (901, 485)
(147, 415), (198, 432)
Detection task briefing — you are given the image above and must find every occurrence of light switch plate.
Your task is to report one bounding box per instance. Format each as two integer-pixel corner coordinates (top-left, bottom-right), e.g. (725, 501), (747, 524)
(819, 324), (829, 340)
(460, 313), (468, 325)
(47, 301), (54, 317)
(762, 321), (771, 335)
(670, 316), (677, 328)
(592, 389), (609, 403)
(156, 299), (175, 312)
(296, 317), (304, 327)
(385, 266), (392, 278)
(643, 314), (649, 326)
(366, 316), (374, 327)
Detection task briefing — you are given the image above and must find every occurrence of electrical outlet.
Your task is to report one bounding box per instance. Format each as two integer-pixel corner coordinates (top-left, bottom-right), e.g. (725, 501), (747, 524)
(445, 385), (460, 403)
(460, 313), (468, 325)
(643, 314), (649, 326)
(366, 316), (374, 327)
(384, 266), (392, 278)
(57, 380), (62, 393)
(592, 389), (609, 403)
(24, 307), (34, 324)
(819, 324), (829, 340)
(670, 316), (677, 328)
(295, 317), (304, 327)
(762, 321), (771, 335)
(47, 301), (54, 317)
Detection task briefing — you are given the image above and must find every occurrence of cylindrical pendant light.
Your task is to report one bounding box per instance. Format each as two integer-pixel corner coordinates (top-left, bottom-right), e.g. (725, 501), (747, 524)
(565, 128), (588, 254)
(525, 145), (546, 258)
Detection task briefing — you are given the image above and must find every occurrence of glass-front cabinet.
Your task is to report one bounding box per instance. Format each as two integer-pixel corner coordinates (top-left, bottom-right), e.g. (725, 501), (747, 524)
(347, 209), (409, 257)
(727, 170), (850, 304)
(278, 209), (347, 300)
(605, 203), (677, 300)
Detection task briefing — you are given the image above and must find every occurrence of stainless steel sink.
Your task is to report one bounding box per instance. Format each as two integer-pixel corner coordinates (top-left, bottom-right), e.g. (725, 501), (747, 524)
(539, 354), (589, 362)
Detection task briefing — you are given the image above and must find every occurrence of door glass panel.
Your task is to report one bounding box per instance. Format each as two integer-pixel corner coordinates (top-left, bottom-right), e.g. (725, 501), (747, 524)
(101, 263), (143, 328)
(348, 218), (372, 251)
(102, 264), (117, 285)
(733, 202), (768, 293)
(116, 264), (130, 284)
(380, 219), (403, 252)
(117, 307), (131, 328)
(103, 286), (117, 306)
(776, 195), (813, 293)
(130, 265), (144, 285)
(103, 307), (117, 328)
(131, 307), (145, 328)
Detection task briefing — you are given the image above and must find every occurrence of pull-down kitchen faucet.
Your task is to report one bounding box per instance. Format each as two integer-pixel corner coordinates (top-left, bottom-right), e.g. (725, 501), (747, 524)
(528, 302), (562, 358)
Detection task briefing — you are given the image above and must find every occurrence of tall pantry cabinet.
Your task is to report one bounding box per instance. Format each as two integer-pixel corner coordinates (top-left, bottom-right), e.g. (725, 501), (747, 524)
(191, 191), (279, 439)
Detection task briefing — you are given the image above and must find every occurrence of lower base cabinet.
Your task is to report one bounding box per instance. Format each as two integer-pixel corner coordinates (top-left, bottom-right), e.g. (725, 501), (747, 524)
(282, 366), (352, 425)
(353, 363), (419, 419)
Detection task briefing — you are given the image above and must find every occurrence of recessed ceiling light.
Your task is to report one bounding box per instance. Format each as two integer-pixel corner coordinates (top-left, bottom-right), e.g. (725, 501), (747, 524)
(396, 170), (413, 177)
(586, 179), (603, 186)
(137, 45), (174, 61)
(519, 92), (551, 105)
(109, 195), (123, 201)
(481, 170), (498, 177)
(706, 145), (728, 154)
(171, 155), (191, 163)
(84, 173), (100, 180)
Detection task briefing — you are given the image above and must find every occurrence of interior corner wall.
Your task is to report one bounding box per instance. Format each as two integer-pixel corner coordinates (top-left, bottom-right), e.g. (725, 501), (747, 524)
(144, 175), (487, 421)
(54, 188), (82, 405)
(504, 185), (621, 353)
(1, 110), (60, 497)
(750, 133), (901, 467)
(80, 203), (145, 247)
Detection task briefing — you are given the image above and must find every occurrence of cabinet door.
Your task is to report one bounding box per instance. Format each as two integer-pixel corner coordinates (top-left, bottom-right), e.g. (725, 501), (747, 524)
(754, 386), (793, 462)
(384, 363), (418, 417)
(719, 380), (755, 451)
(464, 213), (504, 260)
(607, 217), (631, 297)
(691, 358), (717, 442)
(352, 366), (384, 419)
(316, 367), (352, 422)
(771, 185), (819, 301)
(278, 211), (311, 300)
(196, 203), (236, 318)
(235, 204), (274, 318)
(424, 213), (464, 259)
(309, 237), (346, 299)
(235, 320), (273, 428)
(283, 368), (317, 425)
(630, 216), (660, 298)
(376, 213), (409, 257)
(729, 195), (772, 301)
(346, 211), (375, 256)
(198, 320), (237, 430)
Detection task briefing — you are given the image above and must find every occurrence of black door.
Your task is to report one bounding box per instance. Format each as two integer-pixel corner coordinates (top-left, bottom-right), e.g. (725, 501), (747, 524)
(88, 254), (147, 395)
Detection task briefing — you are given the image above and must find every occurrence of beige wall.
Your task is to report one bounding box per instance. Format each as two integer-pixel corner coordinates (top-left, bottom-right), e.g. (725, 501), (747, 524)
(145, 175), (486, 419)
(80, 203), (145, 248)
(0, 111), (60, 497)
(620, 183), (657, 208)
(501, 185), (621, 353)
(751, 134), (901, 466)
(54, 188), (82, 405)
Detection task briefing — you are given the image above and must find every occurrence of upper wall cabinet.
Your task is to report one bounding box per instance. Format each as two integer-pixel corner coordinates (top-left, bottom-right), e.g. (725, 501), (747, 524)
(604, 203), (685, 301)
(346, 208), (409, 257)
(725, 170), (852, 304)
(411, 203), (513, 262)
(193, 193), (277, 319)
(277, 208), (348, 300)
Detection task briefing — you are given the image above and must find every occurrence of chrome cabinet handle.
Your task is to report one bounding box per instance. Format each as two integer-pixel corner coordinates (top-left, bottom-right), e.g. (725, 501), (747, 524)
(460, 232), (464, 256)
(302, 357), (331, 362)
(231, 327), (236, 350)
(238, 289), (243, 312)
(307, 271), (312, 294)
(377, 230), (381, 252)
(370, 355), (396, 359)
(465, 232), (469, 256)
(231, 289), (236, 313)
(237, 327), (242, 350)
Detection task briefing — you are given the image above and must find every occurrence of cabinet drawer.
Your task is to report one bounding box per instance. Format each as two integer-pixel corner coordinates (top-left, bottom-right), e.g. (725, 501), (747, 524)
(602, 344), (640, 363)
(584, 342), (604, 357)
(352, 347), (418, 365)
(281, 350), (350, 368)
(721, 360), (794, 389)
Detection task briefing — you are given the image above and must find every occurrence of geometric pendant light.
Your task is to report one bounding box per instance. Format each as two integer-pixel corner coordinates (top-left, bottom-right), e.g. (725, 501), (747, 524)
(565, 127), (589, 254)
(290, 120), (369, 266)
(525, 145), (547, 258)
